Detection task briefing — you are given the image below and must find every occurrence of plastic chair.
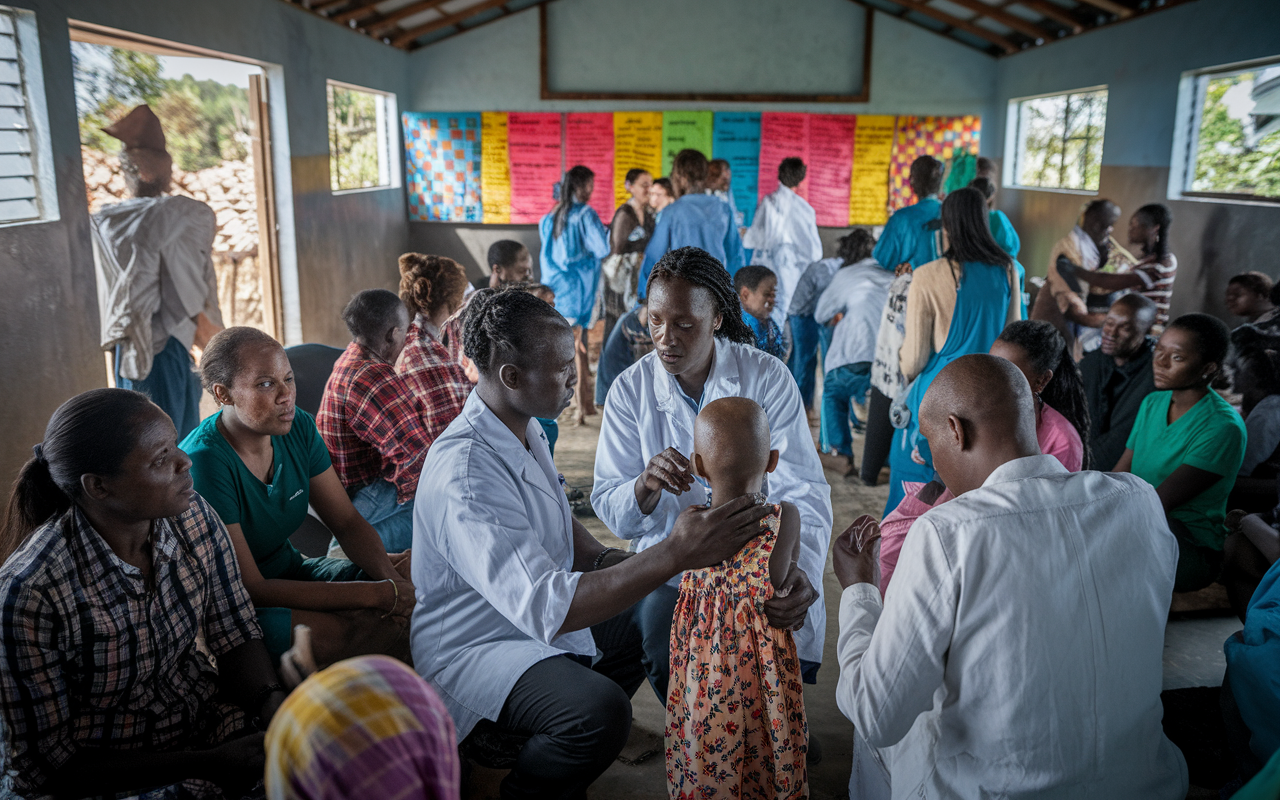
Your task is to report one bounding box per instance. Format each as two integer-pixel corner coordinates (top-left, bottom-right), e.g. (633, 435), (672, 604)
(285, 343), (343, 418)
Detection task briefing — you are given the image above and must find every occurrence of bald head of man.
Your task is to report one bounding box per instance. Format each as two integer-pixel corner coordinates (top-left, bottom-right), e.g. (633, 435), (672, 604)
(919, 354), (1042, 496)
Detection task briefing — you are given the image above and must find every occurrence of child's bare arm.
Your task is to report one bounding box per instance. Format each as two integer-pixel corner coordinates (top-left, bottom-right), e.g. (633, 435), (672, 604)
(769, 502), (802, 590)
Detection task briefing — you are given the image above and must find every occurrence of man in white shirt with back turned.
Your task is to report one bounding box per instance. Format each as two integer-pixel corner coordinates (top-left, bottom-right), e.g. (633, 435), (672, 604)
(834, 353), (1187, 799)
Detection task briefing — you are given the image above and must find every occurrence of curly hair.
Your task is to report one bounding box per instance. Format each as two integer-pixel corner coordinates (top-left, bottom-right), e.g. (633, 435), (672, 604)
(778, 157), (806, 188)
(463, 286), (567, 376)
(198, 326), (280, 393)
(671, 149), (709, 195)
(646, 247), (754, 345)
(399, 253), (468, 321)
(996, 320), (1092, 470)
(836, 229), (876, 266)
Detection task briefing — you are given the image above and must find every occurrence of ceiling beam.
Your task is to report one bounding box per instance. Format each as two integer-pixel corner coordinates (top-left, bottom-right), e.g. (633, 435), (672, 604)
(406, 0), (551, 50)
(875, 0), (1019, 53)
(1074, 0), (1134, 18)
(1009, 0), (1082, 33)
(940, 0), (1053, 40)
(393, 0), (511, 47)
(309, 0), (355, 11)
(363, 0), (454, 34)
(332, 0), (386, 24)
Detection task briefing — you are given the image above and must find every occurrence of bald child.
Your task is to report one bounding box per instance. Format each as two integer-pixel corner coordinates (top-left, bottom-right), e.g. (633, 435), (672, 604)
(833, 354), (1187, 799)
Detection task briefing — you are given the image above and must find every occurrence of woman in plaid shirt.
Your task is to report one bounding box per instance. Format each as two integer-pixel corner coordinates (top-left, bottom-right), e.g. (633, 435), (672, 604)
(0, 389), (283, 799)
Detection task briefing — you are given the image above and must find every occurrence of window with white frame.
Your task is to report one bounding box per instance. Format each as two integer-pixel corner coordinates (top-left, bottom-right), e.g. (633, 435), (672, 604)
(1180, 59), (1280, 202)
(0, 6), (56, 224)
(1007, 87), (1108, 193)
(326, 80), (397, 192)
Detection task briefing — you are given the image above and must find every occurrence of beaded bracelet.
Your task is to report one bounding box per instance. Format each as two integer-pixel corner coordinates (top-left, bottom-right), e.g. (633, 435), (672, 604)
(592, 547), (622, 571)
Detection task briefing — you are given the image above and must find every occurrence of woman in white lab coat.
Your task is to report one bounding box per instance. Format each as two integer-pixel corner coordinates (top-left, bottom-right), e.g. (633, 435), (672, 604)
(592, 246), (834, 705)
(410, 286), (772, 797)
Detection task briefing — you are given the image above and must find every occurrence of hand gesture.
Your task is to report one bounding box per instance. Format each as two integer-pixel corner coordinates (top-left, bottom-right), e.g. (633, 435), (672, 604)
(763, 568), (818, 631)
(641, 447), (695, 497)
(667, 495), (771, 571)
(894, 261), (913, 277)
(833, 515), (881, 590)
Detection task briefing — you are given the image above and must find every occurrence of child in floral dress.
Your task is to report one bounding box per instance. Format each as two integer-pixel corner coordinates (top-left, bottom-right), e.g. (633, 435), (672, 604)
(665, 397), (808, 799)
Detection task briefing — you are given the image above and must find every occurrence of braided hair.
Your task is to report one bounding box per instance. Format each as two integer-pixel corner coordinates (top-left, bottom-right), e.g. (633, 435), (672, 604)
(996, 320), (1093, 470)
(646, 246), (754, 345)
(463, 286), (567, 376)
(1134, 203), (1172, 260)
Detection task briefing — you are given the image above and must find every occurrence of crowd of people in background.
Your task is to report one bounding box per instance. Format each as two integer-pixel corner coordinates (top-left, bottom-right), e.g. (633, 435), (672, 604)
(4, 117), (1280, 800)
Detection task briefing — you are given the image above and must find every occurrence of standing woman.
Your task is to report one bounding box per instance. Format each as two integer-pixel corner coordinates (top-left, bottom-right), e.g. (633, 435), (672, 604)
(0, 389), (283, 799)
(600, 168), (655, 343)
(887, 187), (1022, 512)
(395, 252), (472, 442)
(539, 165), (611, 424)
(182, 327), (414, 668)
(593, 246), (832, 702)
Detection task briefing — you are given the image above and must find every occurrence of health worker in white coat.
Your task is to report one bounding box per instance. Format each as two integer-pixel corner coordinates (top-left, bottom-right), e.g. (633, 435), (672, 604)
(411, 287), (773, 799)
(592, 246), (834, 704)
(743, 157), (824, 330)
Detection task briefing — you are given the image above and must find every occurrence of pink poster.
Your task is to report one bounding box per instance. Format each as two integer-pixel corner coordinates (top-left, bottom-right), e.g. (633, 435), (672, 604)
(565, 113), (615, 224)
(508, 112), (563, 224)
(808, 114), (856, 227)
(758, 112), (810, 202)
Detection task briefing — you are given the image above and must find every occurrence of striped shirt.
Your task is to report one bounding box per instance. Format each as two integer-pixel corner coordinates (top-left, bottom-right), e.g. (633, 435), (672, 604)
(1133, 253), (1178, 328)
(0, 496), (262, 796)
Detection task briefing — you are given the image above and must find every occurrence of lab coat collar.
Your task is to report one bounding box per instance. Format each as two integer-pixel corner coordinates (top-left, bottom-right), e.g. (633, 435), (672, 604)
(980, 454), (1068, 489)
(653, 338), (742, 416)
(459, 391), (561, 503)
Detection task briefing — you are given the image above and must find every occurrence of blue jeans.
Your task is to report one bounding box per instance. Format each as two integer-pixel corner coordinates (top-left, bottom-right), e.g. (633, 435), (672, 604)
(352, 479), (415, 552)
(636, 581), (819, 702)
(115, 336), (202, 440)
(787, 314), (820, 410)
(821, 363), (872, 459)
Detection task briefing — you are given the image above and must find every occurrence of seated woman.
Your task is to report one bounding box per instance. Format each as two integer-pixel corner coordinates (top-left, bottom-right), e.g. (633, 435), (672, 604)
(0, 388), (284, 799)
(395, 253), (472, 438)
(1115, 313), (1246, 592)
(1228, 326), (1280, 512)
(182, 327), (413, 668)
(1226, 272), (1276, 327)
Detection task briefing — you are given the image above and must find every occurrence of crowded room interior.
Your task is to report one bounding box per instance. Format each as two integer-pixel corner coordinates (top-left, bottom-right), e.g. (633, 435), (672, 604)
(2, 0), (1280, 797)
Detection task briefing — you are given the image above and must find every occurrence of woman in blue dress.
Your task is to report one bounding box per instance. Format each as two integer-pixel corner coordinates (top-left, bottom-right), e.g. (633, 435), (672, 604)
(539, 165), (610, 423)
(886, 187), (1023, 512)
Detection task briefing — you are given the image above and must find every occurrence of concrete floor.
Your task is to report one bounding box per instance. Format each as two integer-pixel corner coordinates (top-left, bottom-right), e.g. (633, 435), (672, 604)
(465, 404), (1243, 800)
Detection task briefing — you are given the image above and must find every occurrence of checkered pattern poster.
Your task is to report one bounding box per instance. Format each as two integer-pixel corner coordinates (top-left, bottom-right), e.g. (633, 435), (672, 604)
(403, 112), (482, 222)
(887, 115), (981, 213)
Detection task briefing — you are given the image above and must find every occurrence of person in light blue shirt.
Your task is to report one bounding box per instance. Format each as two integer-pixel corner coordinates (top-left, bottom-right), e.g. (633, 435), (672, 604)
(971, 176), (1027, 316)
(639, 150), (744, 299)
(872, 156), (943, 272)
(539, 165), (610, 422)
(735, 265), (787, 360)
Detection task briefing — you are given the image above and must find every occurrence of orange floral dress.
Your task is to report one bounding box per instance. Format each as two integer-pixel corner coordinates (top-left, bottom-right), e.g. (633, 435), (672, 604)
(665, 503), (808, 799)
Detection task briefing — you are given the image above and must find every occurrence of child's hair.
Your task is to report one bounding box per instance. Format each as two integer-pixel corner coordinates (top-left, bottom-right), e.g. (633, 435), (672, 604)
(996, 320), (1093, 470)
(777, 157), (806, 188)
(647, 247), (754, 345)
(733, 265), (776, 294)
(342, 289), (405, 344)
(836, 229), (876, 266)
(487, 240), (527, 269)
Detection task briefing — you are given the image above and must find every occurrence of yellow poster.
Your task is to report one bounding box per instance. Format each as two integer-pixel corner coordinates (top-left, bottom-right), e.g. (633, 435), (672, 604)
(481, 111), (510, 224)
(849, 115), (896, 226)
(613, 111), (664, 209)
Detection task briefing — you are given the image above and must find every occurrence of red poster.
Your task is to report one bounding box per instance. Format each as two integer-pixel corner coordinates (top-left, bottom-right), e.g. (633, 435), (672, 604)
(565, 113), (615, 225)
(508, 112), (563, 224)
(808, 114), (857, 227)
(758, 112), (810, 202)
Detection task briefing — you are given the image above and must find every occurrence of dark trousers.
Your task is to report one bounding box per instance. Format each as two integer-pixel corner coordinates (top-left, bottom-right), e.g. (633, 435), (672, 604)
(489, 608), (646, 799)
(115, 336), (202, 440)
(861, 387), (894, 485)
(637, 583), (817, 703)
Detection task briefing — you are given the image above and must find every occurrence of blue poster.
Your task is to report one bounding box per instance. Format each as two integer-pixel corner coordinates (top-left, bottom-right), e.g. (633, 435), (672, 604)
(402, 112), (482, 222)
(712, 112), (761, 228)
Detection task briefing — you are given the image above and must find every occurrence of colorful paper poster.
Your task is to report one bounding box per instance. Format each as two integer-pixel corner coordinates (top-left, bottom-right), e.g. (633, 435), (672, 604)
(712, 112), (760, 228)
(661, 111), (713, 178)
(888, 115), (981, 212)
(402, 112), (482, 222)
(613, 112), (663, 209)
(807, 114), (857, 227)
(849, 115), (896, 226)
(565, 113), (615, 224)
(758, 113), (811, 204)
(481, 112), (510, 224)
(508, 112), (563, 224)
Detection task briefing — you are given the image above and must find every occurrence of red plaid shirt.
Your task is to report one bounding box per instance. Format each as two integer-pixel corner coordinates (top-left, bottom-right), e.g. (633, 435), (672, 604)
(395, 320), (471, 467)
(317, 342), (435, 504)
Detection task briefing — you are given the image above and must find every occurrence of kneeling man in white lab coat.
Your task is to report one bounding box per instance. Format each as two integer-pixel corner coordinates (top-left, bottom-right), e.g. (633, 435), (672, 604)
(833, 353), (1188, 799)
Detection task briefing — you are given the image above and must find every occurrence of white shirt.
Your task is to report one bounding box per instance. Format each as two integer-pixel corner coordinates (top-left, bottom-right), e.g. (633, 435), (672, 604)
(743, 185), (823, 328)
(592, 338), (833, 664)
(411, 392), (593, 739)
(836, 455), (1187, 799)
(814, 258), (893, 374)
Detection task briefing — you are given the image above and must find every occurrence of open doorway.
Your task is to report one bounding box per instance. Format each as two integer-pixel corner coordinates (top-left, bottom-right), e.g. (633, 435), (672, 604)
(69, 29), (283, 344)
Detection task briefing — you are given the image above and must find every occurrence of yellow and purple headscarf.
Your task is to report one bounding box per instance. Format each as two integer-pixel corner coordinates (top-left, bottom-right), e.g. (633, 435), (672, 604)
(265, 655), (460, 800)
